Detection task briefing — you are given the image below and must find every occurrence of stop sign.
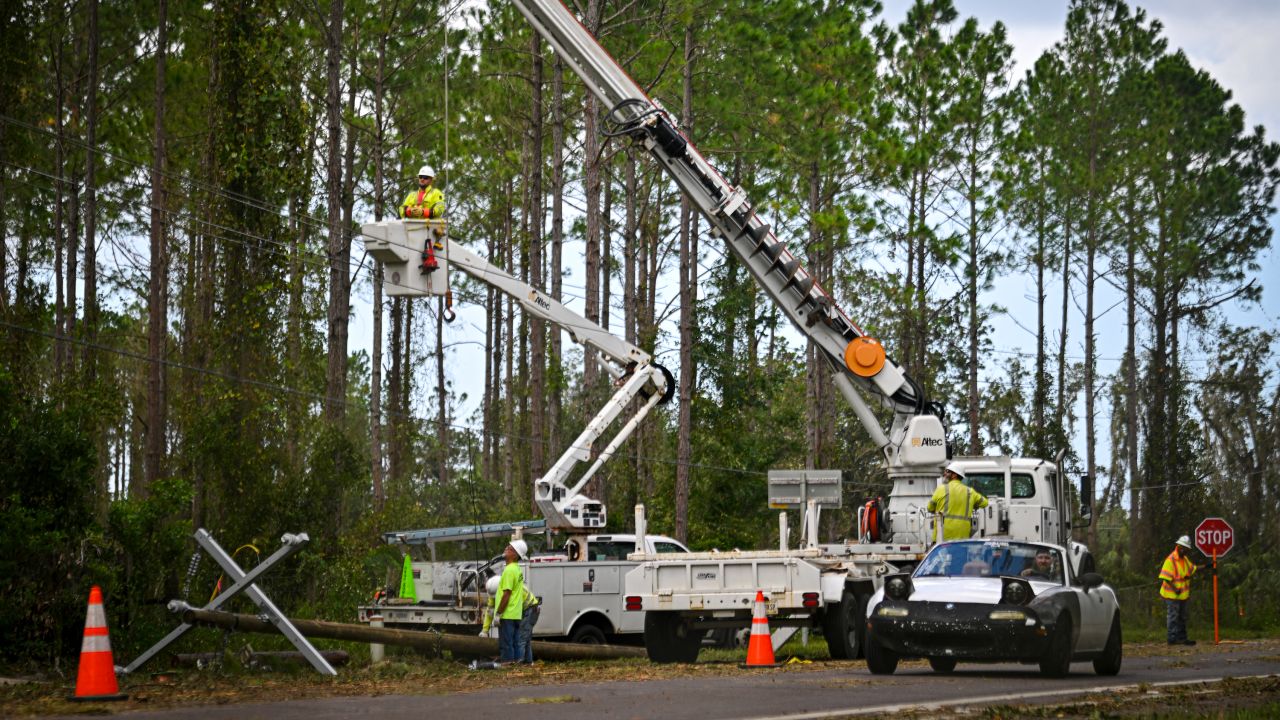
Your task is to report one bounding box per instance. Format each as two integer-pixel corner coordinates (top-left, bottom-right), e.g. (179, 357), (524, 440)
(1195, 517), (1234, 558)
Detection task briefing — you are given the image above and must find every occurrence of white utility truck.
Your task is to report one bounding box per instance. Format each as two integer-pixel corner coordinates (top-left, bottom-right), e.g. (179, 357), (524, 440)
(469, 0), (1095, 662)
(360, 196), (682, 643)
(357, 520), (689, 643)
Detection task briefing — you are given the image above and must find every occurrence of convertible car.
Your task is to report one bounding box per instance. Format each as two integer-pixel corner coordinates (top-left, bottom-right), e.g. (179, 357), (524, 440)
(864, 539), (1121, 677)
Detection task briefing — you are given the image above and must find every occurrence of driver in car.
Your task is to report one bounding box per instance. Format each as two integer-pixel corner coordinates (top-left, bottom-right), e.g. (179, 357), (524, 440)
(1020, 548), (1056, 580)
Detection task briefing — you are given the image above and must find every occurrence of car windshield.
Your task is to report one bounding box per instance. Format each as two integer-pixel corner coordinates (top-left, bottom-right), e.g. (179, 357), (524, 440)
(914, 540), (1065, 585)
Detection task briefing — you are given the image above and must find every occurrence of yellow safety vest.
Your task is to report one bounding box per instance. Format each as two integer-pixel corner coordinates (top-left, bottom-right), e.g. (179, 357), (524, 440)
(927, 479), (989, 541)
(1159, 551), (1196, 600)
(400, 186), (444, 219)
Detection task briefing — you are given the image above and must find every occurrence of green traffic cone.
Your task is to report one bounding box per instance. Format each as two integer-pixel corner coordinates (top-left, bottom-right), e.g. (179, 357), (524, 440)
(398, 554), (418, 602)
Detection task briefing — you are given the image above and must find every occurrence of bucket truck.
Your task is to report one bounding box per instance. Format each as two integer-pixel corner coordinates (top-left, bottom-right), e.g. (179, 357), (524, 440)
(495, 0), (1093, 663)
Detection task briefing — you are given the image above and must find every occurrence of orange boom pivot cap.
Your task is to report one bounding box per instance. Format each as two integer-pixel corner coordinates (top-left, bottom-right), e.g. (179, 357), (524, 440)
(844, 336), (885, 378)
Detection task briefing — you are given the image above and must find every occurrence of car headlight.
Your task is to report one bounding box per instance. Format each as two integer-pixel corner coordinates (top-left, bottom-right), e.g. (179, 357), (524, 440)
(988, 610), (1027, 621)
(876, 606), (909, 617)
(1000, 578), (1033, 605)
(885, 576), (912, 600)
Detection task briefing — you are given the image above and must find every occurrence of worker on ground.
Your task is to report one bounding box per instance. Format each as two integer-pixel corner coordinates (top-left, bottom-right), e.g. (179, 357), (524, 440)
(495, 539), (528, 662)
(399, 165), (446, 274)
(1159, 535), (1201, 646)
(517, 578), (541, 663)
(927, 463), (989, 541)
(481, 575), (501, 639)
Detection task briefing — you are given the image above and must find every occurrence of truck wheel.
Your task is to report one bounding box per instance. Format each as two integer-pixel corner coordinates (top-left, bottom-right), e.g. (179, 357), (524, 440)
(1039, 616), (1073, 678)
(645, 612), (700, 664)
(570, 623), (607, 645)
(823, 590), (866, 660)
(864, 626), (898, 675)
(1093, 616), (1122, 676)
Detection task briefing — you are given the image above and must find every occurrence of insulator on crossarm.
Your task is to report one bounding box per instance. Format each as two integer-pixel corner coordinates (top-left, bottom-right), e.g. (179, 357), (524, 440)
(786, 274), (815, 297)
(776, 257), (800, 278)
(757, 242), (786, 263)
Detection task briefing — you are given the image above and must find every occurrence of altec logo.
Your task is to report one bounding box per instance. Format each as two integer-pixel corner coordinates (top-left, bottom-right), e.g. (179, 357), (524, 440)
(911, 437), (943, 447)
(530, 292), (552, 311)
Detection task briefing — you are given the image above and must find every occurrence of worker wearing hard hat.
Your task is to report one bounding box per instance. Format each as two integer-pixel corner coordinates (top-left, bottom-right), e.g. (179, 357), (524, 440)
(1159, 535), (1201, 646)
(495, 539), (528, 662)
(399, 164), (446, 274)
(517, 574), (542, 663)
(927, 463), (989, 541)
(480, 575), (501, 639)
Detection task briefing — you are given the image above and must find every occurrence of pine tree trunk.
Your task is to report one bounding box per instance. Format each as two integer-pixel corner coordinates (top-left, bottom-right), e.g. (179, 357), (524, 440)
(370, 27), (389, 510)
(581, 0), (602, 390)
(144, 0), (169, 498)
(82, 0), (100, 380)
(528, 33), (546, 483)
(549, 58), (565, 453)
(323, 0), (347, 421)
(674, 24), (695, 543)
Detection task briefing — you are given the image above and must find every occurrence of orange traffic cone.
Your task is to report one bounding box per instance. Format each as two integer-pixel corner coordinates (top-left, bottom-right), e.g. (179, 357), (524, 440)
(742, 590), (782, 668)
(69, 586), (127, 702)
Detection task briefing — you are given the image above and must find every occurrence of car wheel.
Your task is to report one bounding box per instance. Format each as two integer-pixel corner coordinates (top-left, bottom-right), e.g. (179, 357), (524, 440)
(1093, 615), (1122, 676)
(864, 626), (898, 675)
(570, 623), (607, 645)
(823, 590), (867, 660)
(1039, 615), (1073, 678)
(928, 656), (957, 673)
(645, 612), (700, 664)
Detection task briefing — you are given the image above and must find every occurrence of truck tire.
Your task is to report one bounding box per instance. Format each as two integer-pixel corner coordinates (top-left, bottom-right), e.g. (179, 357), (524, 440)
(864, 626), (898, 675)
(645, 612), (700, 664)
(823, 590), (866, 660)
(569, 622), (607, 645)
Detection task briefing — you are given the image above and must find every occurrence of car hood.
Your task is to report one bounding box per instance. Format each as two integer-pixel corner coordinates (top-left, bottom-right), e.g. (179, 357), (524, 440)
(901, 577), (1059, 605)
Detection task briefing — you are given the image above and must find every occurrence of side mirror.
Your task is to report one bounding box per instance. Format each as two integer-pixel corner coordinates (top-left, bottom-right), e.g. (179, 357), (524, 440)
(1079, 572), (1104, 590)
(1078, 473), (1093, 527)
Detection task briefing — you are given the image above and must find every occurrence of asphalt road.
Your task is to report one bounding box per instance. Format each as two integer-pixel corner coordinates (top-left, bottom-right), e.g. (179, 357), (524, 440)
(46, 643), (1280, 720)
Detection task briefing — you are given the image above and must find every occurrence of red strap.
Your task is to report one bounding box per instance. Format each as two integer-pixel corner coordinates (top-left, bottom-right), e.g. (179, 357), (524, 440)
(417, 190), (426, 205)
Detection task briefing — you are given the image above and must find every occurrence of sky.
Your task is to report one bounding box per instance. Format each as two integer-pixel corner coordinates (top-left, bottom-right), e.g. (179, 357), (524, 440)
(351, 0), (1280, 488)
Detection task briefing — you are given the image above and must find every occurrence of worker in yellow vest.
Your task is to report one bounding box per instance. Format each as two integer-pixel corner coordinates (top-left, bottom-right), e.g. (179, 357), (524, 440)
(1159, 535), (1202, 646)
(927, 463), (989, 541)
(400, 165), (446, 274)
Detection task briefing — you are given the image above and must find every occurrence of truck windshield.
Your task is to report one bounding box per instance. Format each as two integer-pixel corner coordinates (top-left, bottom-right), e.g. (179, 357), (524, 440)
(967, 473), (1036, 499)
(587, 540), (635, 560)
(915, 541), (1063, 584)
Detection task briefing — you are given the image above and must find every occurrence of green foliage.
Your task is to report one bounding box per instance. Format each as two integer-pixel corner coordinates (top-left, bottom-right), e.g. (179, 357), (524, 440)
(0, 371), (99, 662)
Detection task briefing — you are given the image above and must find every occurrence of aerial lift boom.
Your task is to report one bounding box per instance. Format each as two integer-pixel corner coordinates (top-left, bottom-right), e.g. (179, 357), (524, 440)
(361, 220), (674, 548)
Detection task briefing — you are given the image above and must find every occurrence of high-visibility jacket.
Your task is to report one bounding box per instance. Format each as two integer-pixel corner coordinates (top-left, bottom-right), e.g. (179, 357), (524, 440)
(927, 479), (989, 541)
(497, 561), (525, 621)
(400, 186), (444, 219)
(1159, 550), (1197, 600)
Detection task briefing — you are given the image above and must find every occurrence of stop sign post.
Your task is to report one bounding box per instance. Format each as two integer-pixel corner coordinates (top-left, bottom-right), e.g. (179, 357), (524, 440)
(1195, 517), (1234, 645)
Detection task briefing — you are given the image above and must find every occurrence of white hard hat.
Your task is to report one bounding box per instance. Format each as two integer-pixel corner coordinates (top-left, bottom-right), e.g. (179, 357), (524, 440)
(944, 462), (967, 480)
(417, 165), (435, 177)
(509, 539), (529, 560)
(1175, 535), (1192, 549)
(485, 575), (500, 595)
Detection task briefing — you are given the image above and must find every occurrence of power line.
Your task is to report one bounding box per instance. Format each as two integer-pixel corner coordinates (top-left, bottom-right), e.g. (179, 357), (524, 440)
(0, 319), (768, 479)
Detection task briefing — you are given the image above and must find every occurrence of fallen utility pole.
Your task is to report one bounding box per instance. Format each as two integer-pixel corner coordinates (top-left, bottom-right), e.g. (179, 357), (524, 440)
(171, 650), (351, 668)
(177, 606), (647, 661)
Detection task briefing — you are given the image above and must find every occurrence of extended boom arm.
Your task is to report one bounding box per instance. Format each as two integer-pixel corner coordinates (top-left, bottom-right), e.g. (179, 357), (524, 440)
(512, 0), (942, 470)
(361, 219), (673, 532)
